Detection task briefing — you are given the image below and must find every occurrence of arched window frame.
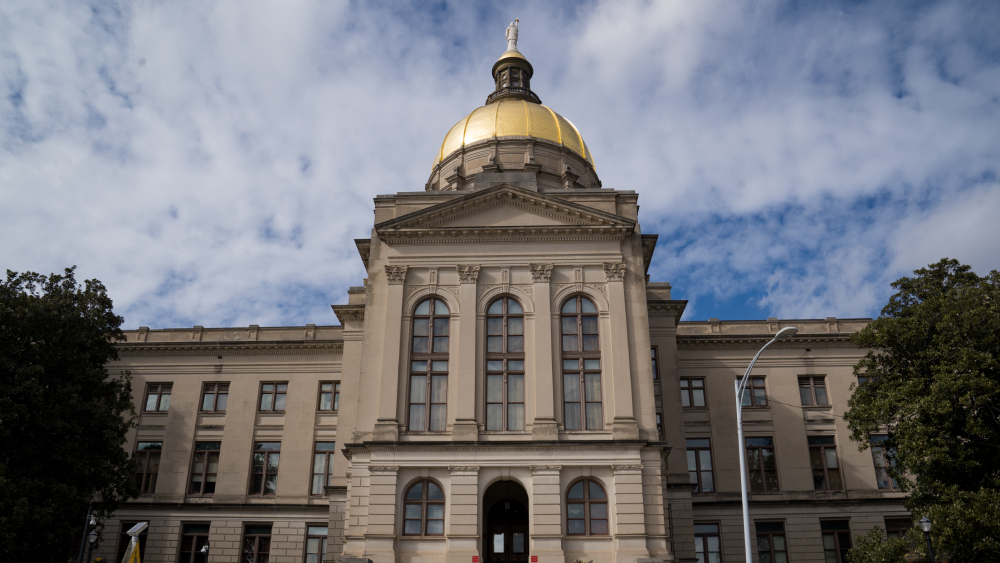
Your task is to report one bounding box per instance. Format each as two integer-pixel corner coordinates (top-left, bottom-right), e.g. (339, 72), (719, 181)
(485, 296), (525, 432)
(560, 295), (602, 430)
(408, 298), (450, 432)
(566, 478), (609, 536)
(402, 479), (445, 536)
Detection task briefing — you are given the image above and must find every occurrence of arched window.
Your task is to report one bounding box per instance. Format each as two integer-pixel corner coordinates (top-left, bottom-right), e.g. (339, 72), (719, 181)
(485, 297), (525, 431)
(403, 479), (445, 536)
(561, 296), (602, 430)
(409, 298), (450, 432)
(567, 478), (608, 535)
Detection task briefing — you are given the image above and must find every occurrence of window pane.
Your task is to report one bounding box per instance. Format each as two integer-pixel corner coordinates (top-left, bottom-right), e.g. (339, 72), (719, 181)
(427, 504), (444, 519)
(406, 483), (423, 499)
(312, 475), (324, 495)
(562, 300), (577, 314)
(433, 336), (449, 352)
(590, 503), (608, 518)
(427, 520), (444, 534)
(145, 394), (158, 411)
(508, 301), (522, 314)
(754, 388), (767, 405)
(567, 504), (584, 518)
(564, 374), (580, 402)
(404, 520), (421, 535)
(682, 392), (691, 407)
(202, 393), (215, 411)
(762, 449), (776, 470)
(765, 471), (779, 491)
(274, 393), (285, 411)
(431, 376), (447, 402)
(564, 359), (579, 370)
(409, 405), (425, 431)
(581, 316), (598, 334)
(488, 360), (504, 371)
(487, 404), (503, 431)
(513, 532), (525, 553)
(582, 335), (599, 351)
(488, 300), (503, 314)
(434, 318), (449, 336)
(687, 450), (698, 471)
(508, 335), (524, 352)
(584, 359), (600, 370)
(825, 448), (839, 469)
(216, 393), (227, 411)
(589, 482), (606, 499)
(562, 317), (577, 334)
(692, 389), (705, 407)
(429, 404), (446, 431)
(581, 298), (597, 313)
(314, 453), (327, 473)
(410, 376), (426, 403)
(413, 318), (429, 336)
(702, 473), (714, 492)
(487, 375), (503, 402)
(415, 301), (430, 315)
(487, 336), (504, 352)
(434, 299), (449, 314)
(568, 482), (584, 498)
(508, 404), (524, 430)
(432, 361), (448, 371)
(828, 469), (843, 489)
(565, 403), (581, 430)
(816, 387), (828, 404)
(412, 361), (427, 371)
(586, 403), (602, 429)
(494, 533), (505, 552)
(488, 318), (503, 335)
(319, 393), (332, 410)
(412, 336), (428, 353)
(800, 387), (814, 405)
(508, 317), (523, 335)
(686, 438), (710, 448)
(590, 520), (608, 534)
(508, 361), (523, 370)
(508, 374), (524, 402)
(428, 482), (443, 499)
(700, 452), (713, 470)
(584, 374), (601, 401)
(568, 520), (585, 534)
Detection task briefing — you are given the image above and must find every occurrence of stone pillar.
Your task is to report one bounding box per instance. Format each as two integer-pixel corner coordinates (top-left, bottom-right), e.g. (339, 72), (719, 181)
(530, 465), (564, 563)
(446, 466), (481, 563)
(327, 486), (348, 562)
(613, 463), (651, 560)
(374, 265), (407, 441)
(529, 264), (558, 439)
(365, 465), (399, 563)
(604, 262), (639, 440)
(453, 265), (481, 440)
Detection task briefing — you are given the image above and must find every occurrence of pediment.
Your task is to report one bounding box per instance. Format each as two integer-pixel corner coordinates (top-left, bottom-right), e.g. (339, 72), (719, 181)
(375, 184), (635, 246)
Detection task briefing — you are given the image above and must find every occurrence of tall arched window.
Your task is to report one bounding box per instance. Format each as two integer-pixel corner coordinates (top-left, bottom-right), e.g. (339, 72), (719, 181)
(561, 296), (602, 430)
(567, 478), (608, 535)
(409, 298), (450, 432)
(485, 297), (525, 431)
(403, 479), (445, 536)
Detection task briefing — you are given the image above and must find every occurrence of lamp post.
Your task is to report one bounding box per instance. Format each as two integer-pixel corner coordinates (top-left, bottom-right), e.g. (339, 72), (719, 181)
(86, 529), (97, 563)
(735, 326), (798, 563)
(200, 541), (210, 562)
(919, 517), (936, 563)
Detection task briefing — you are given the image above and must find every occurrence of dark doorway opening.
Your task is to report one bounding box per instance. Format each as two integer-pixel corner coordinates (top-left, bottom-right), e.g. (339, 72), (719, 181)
(483, 479), (529, 563)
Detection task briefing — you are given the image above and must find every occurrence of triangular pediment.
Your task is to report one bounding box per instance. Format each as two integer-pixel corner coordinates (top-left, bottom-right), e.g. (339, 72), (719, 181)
(375, 185), (635, 247)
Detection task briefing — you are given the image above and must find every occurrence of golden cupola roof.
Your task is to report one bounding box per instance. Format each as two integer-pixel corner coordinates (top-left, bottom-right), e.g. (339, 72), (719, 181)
(432, 42), (594, 168)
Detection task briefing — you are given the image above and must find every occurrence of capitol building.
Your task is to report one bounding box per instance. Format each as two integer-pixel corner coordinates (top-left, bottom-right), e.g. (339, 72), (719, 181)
(96, 28), (909, 563)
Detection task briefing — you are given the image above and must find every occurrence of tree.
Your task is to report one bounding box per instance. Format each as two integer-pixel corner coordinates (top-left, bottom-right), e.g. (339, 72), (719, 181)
(846, 258), (1000, 562)
(0, 267), (137, 561)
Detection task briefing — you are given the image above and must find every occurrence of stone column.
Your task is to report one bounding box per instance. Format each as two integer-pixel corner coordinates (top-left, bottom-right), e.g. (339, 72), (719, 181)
(529, 264), (558, 439)
(613, 463), (651, 560)
(529, 465), (564, 563)
(453, 265), (481, 440)
(446, 466), (481, 563)
(374, 265), (407, 441)
(365, 465), (399, 563)
(604, 262), (639, 440)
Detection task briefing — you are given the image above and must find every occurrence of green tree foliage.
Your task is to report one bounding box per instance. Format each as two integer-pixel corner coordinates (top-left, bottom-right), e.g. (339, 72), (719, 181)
(849, 527), (914, 563)
(846, 258), (1000, 562)
(0, 267), (137, 561)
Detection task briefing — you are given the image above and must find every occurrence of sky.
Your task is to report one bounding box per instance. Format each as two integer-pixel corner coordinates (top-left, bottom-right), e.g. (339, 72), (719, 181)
(1, 0), (999, 328)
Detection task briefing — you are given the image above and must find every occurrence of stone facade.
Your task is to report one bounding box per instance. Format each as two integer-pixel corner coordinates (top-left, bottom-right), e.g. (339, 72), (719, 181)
(93, 42), (907, 563)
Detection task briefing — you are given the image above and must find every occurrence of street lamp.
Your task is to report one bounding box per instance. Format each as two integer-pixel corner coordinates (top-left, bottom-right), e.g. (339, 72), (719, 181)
(735, 326), (797, 562)
(200, 543), (210, 554)
(919, 517), (936, 563)
(86, 529), (97, 563)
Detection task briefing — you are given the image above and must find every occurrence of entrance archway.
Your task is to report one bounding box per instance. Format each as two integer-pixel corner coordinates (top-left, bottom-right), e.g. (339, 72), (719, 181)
(483, 479), (529, 563)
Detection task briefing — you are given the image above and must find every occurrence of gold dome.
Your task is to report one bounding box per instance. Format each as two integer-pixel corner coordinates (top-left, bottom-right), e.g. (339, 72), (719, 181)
(434, 98), (594, 168)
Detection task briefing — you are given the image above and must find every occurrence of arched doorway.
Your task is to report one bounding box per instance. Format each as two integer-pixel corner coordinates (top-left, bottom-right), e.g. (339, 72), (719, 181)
(483, 479), (529, 563)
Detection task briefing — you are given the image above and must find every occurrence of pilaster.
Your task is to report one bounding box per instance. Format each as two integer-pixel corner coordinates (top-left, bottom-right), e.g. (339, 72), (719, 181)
(446, 466), (482, 563)
(529, 465), (564, 563)
(605, 262), (639, 439)
(529, 264), (558, 438)
(374, 265), (407, 441)
(453, 265), (481, 440)
(365, 465), (399, 563)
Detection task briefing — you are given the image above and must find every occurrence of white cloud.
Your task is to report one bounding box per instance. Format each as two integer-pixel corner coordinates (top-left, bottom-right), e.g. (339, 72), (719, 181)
(1, 0), (998, 327)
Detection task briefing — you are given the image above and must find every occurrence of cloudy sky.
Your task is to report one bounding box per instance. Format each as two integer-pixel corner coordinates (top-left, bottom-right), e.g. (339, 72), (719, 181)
(2, 0), (998, 328)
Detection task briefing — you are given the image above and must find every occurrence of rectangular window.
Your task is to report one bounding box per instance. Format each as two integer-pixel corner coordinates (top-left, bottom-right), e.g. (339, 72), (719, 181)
(200, 382), (229, 412)
(808, 436), (843, 490)
(250, 442), (281, 495)
(116, 522), (148, 562)
(656, 413), (663, 440)
(189, 441), (221, 495)
(242, 524), (272, 563)
(409, 361), (448, 432)
(756, 522), (788, 563)
(318, 381), (340, 411)
(745, 437), (779, 492)
(179, 523), (210, 563)
(694, 523), (722, 563)
(799, 376), (829, 405)
(857, 374), (879, 385)
(306, 525), (328, 563)
(741, 377), (768, 407)
(885, 518), (912, 540)
(680, 378), (706, 407)
(871, 435), (899, 490)
(143, 383), (172, 412)
(134, 441), (162, 495)
(258, 382), (288, 412)
(311, 442), (336, 495)
(563, 358), (603, 430)
(686, 438), (715, 493)
(651, 346), (659, 379)
(821, 520), (852, 563)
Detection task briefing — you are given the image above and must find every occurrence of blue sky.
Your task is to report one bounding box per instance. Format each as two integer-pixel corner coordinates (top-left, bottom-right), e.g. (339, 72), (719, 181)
(2, 0), (999, 328)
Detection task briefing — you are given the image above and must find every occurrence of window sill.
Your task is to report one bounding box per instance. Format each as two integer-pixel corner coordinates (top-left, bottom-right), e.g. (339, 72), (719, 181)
(316, 410), (340, 414)
(257, 411), (285, 415)
(198, 411), (227, 417)
(140, 411), (169, 416)
(682, 407), (710, 411)
(399, 536), (447, 541)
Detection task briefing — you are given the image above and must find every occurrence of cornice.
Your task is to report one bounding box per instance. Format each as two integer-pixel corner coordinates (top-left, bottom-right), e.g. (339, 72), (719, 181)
(117, 340), (343, 356)
(677, 334), (858, 348)
(344, 440), (650, 455)
(332, 304), (365, 324)
(641, 234), (658, 274)
(647, 299), (688, 322)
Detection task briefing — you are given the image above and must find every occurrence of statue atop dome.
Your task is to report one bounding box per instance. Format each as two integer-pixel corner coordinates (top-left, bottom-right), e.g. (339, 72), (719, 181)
(505, 19), (519, 52)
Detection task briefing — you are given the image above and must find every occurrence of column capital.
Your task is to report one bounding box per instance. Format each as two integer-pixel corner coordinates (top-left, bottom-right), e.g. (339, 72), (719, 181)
(529, 263), (554, 282)
(456, 264), (481, 284)
(603, 262), (627, 281)
(385, 265), (409, 284)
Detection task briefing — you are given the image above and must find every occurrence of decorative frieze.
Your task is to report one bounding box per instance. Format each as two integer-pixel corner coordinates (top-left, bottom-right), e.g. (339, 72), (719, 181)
(530, 465), (562, 474)
(529, 263), (553, 282)
(368, 465), (399, 475)
(612, 464), (644, 474)
(456, 265), (481, 283)
(603, 262), (627, 281)
(585, 283), (608, 299)
(385, 265), (409, 284)
(449, 465), (481, 475)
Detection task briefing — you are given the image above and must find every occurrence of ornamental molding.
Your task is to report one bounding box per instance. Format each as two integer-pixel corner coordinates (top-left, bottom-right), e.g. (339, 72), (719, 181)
(355, 239), (372, 270)
(529, 263), (554, 282)
(456, 265), (481, 284)
(385, 265), (409, 284)
(368, 465), (399, 475)
(584, 283), (608, 299)
(333, 305), (365, 324)
(440, 285), (461, 300)
(612, 464), (644, 474)
(603, 262), (627, 282)
(117, 342), (343, 356)
(449, 465), (481, 475)
(477, 284), (535, 313)
(530, 465), (563, 474)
